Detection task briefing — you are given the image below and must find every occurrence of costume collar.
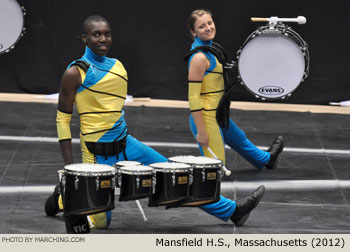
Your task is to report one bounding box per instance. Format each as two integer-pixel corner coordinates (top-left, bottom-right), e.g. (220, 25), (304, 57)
(191, 37), (212, 50)
(82, 46), (106, 64)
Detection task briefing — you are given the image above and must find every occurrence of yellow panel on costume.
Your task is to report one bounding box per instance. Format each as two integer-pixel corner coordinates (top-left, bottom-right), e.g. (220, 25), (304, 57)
(75, 61), (128, 142)
(201, 59), (224, 113)
(188, 58), (224, 114)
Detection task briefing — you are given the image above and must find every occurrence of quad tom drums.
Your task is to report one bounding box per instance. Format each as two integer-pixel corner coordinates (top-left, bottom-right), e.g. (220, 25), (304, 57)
(148, 162), (191, 207)
(114, 160), (142, 187)
(237, 23), (309, 100)
(0, 0), (26, 54)
(118, 165), (153, 201)
(168, 155), (222, 206)
(59, 163), (115, 217)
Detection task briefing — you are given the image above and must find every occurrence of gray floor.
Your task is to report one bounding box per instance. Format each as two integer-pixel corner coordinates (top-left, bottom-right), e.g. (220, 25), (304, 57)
(0, 101), (350, 234)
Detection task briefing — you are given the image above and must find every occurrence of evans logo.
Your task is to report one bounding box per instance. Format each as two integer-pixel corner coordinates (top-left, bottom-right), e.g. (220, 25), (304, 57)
(258, 86), (284, 95)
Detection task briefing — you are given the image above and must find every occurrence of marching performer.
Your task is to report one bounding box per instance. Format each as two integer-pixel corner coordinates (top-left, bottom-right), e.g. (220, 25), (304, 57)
(186, 9), (284, 170)
(45, 15), (266, 233)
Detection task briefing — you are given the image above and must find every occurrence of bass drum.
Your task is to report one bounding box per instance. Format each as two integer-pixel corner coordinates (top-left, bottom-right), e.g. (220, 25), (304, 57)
(237, 23), (309, 100)
(0, 0), (26, 54)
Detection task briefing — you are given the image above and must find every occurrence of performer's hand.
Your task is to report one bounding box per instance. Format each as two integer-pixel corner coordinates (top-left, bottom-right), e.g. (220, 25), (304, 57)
(196, 131), (209, 148)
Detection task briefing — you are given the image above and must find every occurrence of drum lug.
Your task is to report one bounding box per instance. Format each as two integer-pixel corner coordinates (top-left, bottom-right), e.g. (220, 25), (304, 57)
(118, 174), (122, 187)
(62, 175), (66, 188)
(224, 61), (236, 69)
(136, 176), (140, 189)
(219, 168), (223, 180)
(75, 176), (79, 190)
(112, 177), (116, 188)
(172, 172), (176, 187)
(152, 175), (156, 194)
(96, 176), (100, 190)
(189, 173), (193, 185)
(202, 169), (206, 183)
(21, 6), (27, 15)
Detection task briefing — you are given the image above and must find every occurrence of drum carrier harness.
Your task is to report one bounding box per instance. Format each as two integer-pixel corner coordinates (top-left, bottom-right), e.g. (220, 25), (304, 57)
(184, 42), (238, 129)
(70, 60), (128, 161)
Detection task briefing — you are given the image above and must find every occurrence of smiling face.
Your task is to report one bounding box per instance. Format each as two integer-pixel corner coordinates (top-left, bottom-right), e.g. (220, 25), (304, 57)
(190, 13), (216, 41)
(82, 20), (112, 56)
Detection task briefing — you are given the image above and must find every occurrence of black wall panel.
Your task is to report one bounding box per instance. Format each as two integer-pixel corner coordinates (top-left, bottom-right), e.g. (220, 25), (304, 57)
(0, 0), (349, 105)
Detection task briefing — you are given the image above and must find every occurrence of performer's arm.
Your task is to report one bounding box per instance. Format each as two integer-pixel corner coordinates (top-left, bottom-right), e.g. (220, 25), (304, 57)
(56, 66), (81, 165)
(188, 53), (209, 148)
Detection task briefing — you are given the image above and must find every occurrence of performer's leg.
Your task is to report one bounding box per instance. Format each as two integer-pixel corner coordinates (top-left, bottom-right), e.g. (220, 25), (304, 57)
(122, 135), (168, 164)
(222, 119), (270, 169)
(189, 114), (226, 164)
(200, 196), (236, 222)
(201, 186), (265, 226)
(80, 136), (112, 229)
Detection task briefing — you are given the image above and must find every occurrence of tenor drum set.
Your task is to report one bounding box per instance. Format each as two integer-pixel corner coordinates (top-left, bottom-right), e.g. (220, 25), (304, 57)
(58, 156), (224, 219)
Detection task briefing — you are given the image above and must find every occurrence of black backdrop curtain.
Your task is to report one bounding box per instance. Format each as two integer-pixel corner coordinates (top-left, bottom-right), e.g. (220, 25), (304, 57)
(0, 0), (349, 105)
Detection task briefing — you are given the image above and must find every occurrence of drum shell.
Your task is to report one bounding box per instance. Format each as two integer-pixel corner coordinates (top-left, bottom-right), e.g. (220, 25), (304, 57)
(61, 173), (115, 217)
(149, 171), (190, 207)
(119, 173), (153, 201)
(114, 161), (142, 188)
(186, 167), (220, 206)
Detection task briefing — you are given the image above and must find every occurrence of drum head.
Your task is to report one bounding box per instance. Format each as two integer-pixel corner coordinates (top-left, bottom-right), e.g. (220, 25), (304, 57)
(120, 165), (153, 173)
(0, 0), (24, 54)
(64, 163), (115, 175)
(115, 161), (141, 167)
(169, 155), (222, 166)
(150, 162), (191, 170)
(238, 32), (306, 99)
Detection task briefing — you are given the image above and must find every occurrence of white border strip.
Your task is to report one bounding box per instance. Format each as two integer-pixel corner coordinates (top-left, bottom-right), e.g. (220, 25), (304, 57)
(1, 135), (350, 155)
(1, 180), (350, 194)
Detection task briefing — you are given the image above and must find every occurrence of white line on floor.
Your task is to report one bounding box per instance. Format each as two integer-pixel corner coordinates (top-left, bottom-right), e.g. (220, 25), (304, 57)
(1, 180), (350, 194)
(1, 135), (350, 155)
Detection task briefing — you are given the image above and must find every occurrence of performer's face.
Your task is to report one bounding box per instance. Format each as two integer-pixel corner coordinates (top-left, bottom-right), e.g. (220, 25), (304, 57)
(191, 13), (216, 41)
(83, 21), (112, 56)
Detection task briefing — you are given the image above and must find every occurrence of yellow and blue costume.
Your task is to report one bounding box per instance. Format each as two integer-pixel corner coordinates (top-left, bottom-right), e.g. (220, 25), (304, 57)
(59, 47), (167, 228)
(188, 37), (271, 221)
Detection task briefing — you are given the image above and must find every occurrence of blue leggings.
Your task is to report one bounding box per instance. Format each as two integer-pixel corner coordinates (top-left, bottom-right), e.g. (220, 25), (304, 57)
(83, 134), (236, 225)
(189, 115), (270, 168)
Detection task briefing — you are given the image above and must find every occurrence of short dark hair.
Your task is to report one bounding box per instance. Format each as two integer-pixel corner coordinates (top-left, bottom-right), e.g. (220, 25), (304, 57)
(82, 15), (110, 35)
(187, 9), (213, 32)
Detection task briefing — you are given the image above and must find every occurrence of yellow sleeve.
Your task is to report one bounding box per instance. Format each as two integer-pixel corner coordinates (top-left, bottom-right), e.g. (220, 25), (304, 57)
(188, 80), (202, 112)
(56, 110), (72, 141)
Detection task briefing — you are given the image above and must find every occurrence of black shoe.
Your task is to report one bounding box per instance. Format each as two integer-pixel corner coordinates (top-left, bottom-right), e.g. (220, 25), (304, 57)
(230, 185), (265, 226)
(45, 185), (61, 216)
(265, 136), (284, 170)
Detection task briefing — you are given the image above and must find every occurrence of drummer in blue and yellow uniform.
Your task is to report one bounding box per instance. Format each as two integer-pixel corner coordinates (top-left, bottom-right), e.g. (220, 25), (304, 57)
(45, 15), (167, 233)
(187, 9), (284, 169)
(45, 15), (268, 233)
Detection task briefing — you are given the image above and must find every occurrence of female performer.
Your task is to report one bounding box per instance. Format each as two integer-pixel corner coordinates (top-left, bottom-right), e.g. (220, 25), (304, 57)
(187, 9), (284, 170)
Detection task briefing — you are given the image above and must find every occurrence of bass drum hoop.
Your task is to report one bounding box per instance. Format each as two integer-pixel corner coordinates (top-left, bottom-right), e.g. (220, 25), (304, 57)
(0, 0), (26, 54)
(237, 23), (310, 100)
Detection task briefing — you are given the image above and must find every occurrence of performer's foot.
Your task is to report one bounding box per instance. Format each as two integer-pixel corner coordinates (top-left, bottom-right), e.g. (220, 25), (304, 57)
(230, 185), (265, 226)
(45, 185), (60, 216)
(265, 136), (284, 170)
